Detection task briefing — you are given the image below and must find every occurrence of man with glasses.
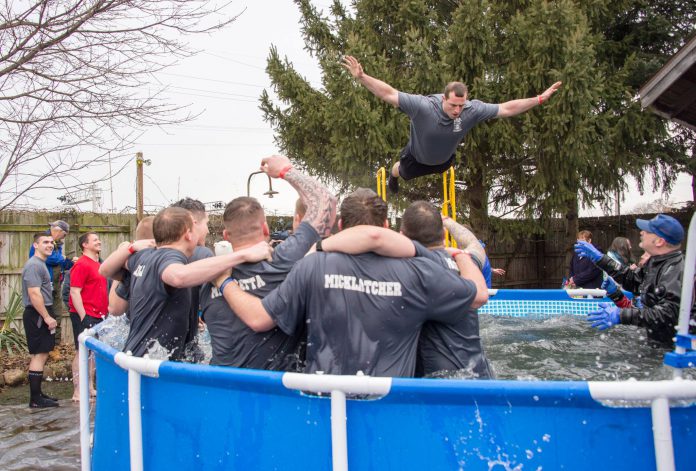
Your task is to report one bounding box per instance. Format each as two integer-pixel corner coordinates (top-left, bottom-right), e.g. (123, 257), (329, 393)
(341, 55), (562, 193)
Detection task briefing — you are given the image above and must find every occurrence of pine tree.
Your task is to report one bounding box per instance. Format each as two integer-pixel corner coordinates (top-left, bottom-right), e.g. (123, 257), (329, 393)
(261, 0), (694, 238)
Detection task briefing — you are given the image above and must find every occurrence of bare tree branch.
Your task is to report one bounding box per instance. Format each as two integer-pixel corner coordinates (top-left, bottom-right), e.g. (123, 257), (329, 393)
(0, 0), (243, 209)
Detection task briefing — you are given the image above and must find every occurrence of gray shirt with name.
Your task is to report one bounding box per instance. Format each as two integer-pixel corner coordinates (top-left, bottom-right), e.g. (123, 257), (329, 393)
(200, 222), (320, 370)
(261, 243), (478, 377)
(398, 92), (499, 165)
(22, 256), (53, 307)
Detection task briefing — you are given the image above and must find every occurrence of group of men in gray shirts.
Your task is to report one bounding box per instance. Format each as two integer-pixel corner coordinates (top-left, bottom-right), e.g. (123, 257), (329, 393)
(95, 154), (493, 381)
(21, 59), (564, 406)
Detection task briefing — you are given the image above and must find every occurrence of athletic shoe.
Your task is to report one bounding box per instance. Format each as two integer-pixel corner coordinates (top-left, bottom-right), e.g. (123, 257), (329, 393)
(387, 174), (399, 194)
(29, 397), (59, 408)
(40, 392), (58, 402)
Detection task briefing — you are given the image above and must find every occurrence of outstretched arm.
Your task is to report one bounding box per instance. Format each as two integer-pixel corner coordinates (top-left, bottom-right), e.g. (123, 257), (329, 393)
(261, 155), (337, 238)
(320, 225), (416, 257)
(99, 239), (155, 278)
(497, 81), (562, 118)
(442, 217), (486, 268)
(341, 55), (400, 107)
(161, 241), (272, 289)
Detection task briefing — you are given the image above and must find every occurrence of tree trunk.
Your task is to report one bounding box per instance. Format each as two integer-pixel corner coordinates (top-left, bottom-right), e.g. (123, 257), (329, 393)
(461, 165), (489, 239)
(565, 195), (579, 242)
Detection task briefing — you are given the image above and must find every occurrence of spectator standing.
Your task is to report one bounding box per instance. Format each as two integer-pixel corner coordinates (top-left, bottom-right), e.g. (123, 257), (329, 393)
(22, 233), (59, 408)
(568, 230), (603, 289)
(68, 232), (108, 401)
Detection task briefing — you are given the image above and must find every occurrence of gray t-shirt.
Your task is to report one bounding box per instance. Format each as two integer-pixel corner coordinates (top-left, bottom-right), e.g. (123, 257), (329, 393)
(261, 244), (478, 377)
(200, 222), (320, 370)
(22, 256), (53, 307)
(416, 249), (493, 379)
(124, 248), (191, 359)
(398, 92), (499, 165)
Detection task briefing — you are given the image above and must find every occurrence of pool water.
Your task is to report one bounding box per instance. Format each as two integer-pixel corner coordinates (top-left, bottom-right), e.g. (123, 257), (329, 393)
(480, 314), (694, 381)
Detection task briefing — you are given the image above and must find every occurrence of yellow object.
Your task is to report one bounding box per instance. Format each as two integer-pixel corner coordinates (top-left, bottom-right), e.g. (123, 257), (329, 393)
(376, 167), (387, 201)
(442, 167), (457, 248)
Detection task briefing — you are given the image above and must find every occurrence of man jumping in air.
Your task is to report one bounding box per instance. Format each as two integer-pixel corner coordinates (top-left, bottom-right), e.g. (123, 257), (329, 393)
(341, 55), (562, 193)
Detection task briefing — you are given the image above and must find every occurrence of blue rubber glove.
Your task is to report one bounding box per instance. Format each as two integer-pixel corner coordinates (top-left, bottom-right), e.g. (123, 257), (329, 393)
(587, 302), (621, 330)
(601, 277), (618, 295)
(574, 240), (603, 263)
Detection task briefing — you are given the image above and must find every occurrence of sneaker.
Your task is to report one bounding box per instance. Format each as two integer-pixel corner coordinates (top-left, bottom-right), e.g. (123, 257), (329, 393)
(387, 173), (399, 194)
(40, 392), (58, 402)
(29, 396), (59, 408)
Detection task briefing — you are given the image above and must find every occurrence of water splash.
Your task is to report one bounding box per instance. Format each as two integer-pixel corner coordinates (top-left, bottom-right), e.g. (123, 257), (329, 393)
(95, 315), (130, 351)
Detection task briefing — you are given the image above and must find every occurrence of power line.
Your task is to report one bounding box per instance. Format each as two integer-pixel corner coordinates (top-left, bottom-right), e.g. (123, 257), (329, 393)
(158, 72), (264, 88)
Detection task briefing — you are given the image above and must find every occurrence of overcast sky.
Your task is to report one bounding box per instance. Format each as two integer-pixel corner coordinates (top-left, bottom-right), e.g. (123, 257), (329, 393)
(18, 0), (694, 217)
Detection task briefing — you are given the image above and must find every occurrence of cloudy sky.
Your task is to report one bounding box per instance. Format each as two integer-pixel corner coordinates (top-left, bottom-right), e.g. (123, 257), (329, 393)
(18, 0), (693, 217)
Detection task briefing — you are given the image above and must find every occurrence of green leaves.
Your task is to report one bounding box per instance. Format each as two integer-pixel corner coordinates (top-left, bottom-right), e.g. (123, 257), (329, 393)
(263, 0), (694, 235)
(0, 292), (28, 356)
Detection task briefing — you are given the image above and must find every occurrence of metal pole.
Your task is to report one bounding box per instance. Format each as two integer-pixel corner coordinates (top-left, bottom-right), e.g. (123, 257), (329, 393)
(128, 360), (144, 471)
(78, 332), (92, 471)
(136, 152), (144, 223)
(651, 397), (675, 471)
(108, 152), (114, 212)
(331, 390), (348, 471)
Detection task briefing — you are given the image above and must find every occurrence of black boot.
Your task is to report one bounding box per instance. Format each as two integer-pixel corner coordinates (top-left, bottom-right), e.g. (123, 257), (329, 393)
(40, 391), (59, 402)
(387, 173), (399, 193)
(28, 371), (58, 408)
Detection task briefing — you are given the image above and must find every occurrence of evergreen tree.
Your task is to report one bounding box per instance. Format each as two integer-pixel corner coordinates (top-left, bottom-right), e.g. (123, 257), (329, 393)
(261, 0), (694, 238)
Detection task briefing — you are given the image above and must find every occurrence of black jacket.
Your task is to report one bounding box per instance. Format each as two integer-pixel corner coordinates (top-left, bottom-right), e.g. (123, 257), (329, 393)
(597, 251), (694, 345)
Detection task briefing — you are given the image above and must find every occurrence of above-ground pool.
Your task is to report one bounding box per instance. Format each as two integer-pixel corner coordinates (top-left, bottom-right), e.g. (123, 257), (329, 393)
(79, 287), (696, 471)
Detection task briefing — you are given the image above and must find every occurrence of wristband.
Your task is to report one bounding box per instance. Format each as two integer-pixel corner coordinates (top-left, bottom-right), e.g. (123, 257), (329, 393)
(537, 95), (543, 105)
(450, 249), (464, 259)
(127, 243), (136, 255)
(315, 239), (323, 252)
(278, 165), (293, 179)
(219, 277), (236, 294)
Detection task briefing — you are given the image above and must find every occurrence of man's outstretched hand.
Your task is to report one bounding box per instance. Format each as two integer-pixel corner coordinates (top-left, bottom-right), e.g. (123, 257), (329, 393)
(540, 81), (562, 103)
(341, 55), (364, 79)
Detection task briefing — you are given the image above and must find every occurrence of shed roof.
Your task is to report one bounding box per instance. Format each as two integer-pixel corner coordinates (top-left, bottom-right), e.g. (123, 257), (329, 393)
(638, 34), (696, 130)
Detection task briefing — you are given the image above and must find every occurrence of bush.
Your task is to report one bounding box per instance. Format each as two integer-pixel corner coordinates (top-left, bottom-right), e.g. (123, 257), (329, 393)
(0, 292), (28, 355)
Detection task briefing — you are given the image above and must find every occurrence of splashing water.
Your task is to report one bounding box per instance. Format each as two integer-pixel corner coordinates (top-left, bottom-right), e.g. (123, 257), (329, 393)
(95, 314), (130, 351)
(480, 314), (696, 381)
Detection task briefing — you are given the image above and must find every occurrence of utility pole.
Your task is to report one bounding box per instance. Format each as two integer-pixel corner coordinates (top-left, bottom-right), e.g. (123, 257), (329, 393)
(136, 152), (151, 222)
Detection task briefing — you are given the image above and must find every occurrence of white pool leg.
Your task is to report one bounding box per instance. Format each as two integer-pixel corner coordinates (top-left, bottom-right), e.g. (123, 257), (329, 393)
(78, 336), (91, 471)
(128, 365), (144, 471)
(331, 389), (348, 471)
(651, 396), (675, 471)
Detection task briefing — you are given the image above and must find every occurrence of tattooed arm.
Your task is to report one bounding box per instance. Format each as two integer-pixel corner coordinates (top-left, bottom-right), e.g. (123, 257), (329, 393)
(442, 217), (487, 268)
(261, 155), (337, 237)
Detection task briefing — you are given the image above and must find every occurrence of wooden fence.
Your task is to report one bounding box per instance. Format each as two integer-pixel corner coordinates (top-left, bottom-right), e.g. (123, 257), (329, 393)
(0, 211), (136, 344)
(1, 208), (692, 343)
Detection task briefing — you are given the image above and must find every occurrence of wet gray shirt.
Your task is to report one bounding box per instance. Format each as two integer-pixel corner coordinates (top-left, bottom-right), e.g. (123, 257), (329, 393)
(416, 249), (493, 379)
(124, 248), (191, 359)
(398, 92), (498, 165)
(262, 243), (478, 377)
(200, 222), (320, 370)
(22, 256), (53, 307)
